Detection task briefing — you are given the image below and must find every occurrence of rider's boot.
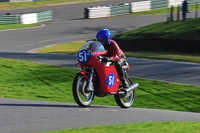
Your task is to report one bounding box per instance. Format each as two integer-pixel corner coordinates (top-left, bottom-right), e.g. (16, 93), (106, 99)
(122, 79), (129, 89)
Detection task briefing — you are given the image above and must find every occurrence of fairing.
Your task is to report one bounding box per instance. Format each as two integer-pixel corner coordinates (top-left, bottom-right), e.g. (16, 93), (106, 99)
(77, 41), (122, 93)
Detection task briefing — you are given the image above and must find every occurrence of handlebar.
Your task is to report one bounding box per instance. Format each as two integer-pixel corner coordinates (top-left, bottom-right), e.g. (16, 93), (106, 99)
(97, 55), (113, 67)
(97, 55), (104, 62)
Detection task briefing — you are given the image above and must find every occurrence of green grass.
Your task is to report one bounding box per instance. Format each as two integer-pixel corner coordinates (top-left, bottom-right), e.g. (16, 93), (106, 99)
(37, 41), (86, 54)
(0, 58), (200, 113)
(114, 17), (200, 40)
(38, 121), (200, 133)
(0, 0), (104, 10)
(0, 24), (37, 30)
(0, 58), (78, 102)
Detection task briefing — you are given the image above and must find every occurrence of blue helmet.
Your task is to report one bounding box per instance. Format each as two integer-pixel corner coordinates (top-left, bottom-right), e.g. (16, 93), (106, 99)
(96, 29), (112, 47)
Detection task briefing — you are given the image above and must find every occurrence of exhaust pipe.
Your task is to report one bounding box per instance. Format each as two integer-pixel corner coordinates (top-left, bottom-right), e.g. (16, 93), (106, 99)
(126, 83), (139, 93)
(116, 83), (139, 95)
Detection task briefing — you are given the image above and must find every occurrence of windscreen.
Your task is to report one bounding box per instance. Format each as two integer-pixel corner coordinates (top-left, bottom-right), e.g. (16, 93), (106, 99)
(79, 41), (105, 52)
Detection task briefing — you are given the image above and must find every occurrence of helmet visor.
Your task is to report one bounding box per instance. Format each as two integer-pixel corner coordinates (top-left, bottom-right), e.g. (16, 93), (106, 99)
(97, 39), (106, 45)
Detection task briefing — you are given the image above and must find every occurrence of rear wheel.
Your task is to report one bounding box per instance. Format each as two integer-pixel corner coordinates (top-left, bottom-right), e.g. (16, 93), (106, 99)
(114, 78), (135, 108)
(72, 74), (94, 107)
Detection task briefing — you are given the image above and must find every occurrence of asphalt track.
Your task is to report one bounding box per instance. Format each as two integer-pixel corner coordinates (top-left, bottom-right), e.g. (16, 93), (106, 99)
(0, 1), (200, 133)
(0, 98), (200, 133)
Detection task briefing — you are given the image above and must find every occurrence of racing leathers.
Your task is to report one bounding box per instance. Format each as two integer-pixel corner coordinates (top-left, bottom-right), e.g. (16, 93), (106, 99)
(104, 40), (129, 88)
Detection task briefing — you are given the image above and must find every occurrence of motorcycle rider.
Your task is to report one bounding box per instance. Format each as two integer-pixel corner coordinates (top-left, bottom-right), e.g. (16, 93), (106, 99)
(96, 29), (129, 89)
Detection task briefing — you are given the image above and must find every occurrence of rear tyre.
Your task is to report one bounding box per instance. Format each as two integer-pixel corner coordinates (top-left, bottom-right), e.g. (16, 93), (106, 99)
(72, 74), (94, 107)
(114, 78), (135, 108)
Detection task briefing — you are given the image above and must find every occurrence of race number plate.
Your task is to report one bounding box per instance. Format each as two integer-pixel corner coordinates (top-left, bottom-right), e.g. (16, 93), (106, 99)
(78, 50), (91, 63)
(106, 73), (115, 87)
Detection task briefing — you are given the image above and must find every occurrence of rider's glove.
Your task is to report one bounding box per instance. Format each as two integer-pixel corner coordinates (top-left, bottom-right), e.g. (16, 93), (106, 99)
(102, 57), (112, 62)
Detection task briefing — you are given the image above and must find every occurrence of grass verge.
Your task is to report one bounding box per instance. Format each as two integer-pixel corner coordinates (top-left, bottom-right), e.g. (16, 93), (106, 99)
(112, 17), (200, 54)
(38, 121), (200, 133)
(113, 17), (200, 40)
(0, 0), (104, 10)
(0, 58), (200, 113)
(37, 41), (86, 54)
(0, 24), (38, 30)
(36, 41), (200, 64)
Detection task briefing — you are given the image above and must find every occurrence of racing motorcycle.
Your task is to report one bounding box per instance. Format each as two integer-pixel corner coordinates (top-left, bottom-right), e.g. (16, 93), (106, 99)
(72, 41), (139, 108)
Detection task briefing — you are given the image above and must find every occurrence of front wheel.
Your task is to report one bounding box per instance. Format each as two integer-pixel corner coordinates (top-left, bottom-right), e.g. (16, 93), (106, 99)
(114, 78), (135, 108)
(72, 74), (94, 107)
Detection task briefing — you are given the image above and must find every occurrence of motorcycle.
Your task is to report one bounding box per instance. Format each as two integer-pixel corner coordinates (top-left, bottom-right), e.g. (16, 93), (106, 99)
(72, 41), (139, 108)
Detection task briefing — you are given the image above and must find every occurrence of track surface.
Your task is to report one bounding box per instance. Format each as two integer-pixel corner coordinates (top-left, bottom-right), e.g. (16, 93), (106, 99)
(0, 1), (200, 133)
(0, 98), (200, 133)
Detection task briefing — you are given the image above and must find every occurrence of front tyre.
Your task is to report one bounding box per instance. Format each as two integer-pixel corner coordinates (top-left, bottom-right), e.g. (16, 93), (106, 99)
(72, 74), (94, 107)
(114, 78), (135, 108)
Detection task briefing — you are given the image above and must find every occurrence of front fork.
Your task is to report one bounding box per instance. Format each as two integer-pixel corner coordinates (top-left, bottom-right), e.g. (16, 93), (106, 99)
(86, 67), (94, 92)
